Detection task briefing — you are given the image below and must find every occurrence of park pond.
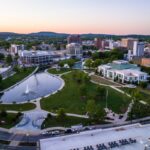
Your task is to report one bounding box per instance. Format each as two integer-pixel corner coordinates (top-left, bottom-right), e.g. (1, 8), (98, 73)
(0, 72), (63, 104)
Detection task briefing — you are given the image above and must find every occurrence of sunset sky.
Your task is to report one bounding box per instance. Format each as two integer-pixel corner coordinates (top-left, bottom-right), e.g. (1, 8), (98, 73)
(0, 0), (150, 34)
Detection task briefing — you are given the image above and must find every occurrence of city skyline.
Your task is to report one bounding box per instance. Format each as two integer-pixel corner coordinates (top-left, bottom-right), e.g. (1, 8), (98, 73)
(0, 0), (150, 35)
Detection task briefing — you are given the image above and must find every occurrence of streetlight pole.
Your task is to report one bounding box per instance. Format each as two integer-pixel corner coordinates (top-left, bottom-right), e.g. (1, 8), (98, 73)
(26, 133), (29, 144)
(106, 89), (108, 109)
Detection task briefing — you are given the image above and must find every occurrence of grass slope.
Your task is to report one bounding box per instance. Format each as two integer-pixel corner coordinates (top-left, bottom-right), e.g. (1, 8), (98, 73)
(0, 113), (20, 129)
(0, 67), (35, 91)
(42, 116), (91, 128)
(0, 103), (36, 111)
(48, 68), (71, 74)
(41, 71), (130, 114)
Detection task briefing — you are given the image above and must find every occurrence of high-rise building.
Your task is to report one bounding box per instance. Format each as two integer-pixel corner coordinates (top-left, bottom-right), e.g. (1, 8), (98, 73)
(10, 44), (24, 56)
(94, 38), (104, 49)
(66, 43), (82, 58)
(121, 38), (138, 50)
(133, 41), (145, 57)
(67, 35), (81, 44)
(104, 40), (121, 50)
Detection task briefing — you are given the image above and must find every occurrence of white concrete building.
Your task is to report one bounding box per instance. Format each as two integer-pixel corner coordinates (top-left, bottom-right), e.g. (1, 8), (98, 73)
(19, 50), (61, 66)
(97, 60), (148, 84)
(133, 41), (145, 57)
(66, 43), (82, 58)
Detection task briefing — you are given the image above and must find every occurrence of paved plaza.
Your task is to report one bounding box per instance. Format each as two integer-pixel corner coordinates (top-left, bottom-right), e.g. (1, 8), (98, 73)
(10, 110), (48, 133)
(40, 123), (150, 150)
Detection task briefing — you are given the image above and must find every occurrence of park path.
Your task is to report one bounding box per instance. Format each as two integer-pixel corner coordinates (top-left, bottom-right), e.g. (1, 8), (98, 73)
(89, 72), (134, 124)
(7, 71), (132, 130)
(0, 70), (137, 134)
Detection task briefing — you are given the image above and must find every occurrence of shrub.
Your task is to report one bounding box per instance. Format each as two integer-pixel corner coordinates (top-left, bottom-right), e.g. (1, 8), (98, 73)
(57, 108), (66, 120)
(139, 81), (148, 89)
(0, 110), (7, 118)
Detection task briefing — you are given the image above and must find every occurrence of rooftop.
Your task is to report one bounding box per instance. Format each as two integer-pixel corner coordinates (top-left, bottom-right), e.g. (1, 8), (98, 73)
(108, 63), (138, 70)
(20, 50), (60, 57)
(116, 69), (148, 76)
(100, 60), (139, 70)
(40, 124), (150, 150)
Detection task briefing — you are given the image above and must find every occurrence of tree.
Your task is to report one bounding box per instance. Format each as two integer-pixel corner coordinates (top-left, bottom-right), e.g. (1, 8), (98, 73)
(84, 59), (93, 69)
(0, 110), (7, 118)
(80, 84), (87, 98)
(47, 113), (52, 119)
(0, 75), (3, 89)
(75, 71), (83, 83)
(67, 59), (75, 68)
(96, 86), (106, 100)
(86, 100), (96, 119)
(0, 53), (4, 61)
(57, 108), (66, 120)
(58, 59), (76, 68)
(83, 73), (90, 83)
(92, 52), (99, 60)
(16, 112), (23, 119)
(0, 75), (2, 83)
(93, 59), (102, 68)
(93, 107), (106, 123)
(131, 89), (142, 101)
(13, 66), (20, 73)
(139, 81), (148, 89)
(6, 54), (13, 65)
(0, 41), (10, 49)
(59, 61), (64, 68)
(129, 100), (150, 121)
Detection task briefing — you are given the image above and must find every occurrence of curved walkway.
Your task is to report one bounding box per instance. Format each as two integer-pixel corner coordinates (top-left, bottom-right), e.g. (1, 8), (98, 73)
(0, 70), (146, 134)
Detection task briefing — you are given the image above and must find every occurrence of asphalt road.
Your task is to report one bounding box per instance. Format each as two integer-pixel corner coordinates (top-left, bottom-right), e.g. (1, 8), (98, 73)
(0, 131), (52, 142)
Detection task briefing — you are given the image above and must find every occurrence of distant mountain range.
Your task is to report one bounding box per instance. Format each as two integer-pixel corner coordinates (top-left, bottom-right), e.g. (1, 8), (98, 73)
(0, 32), (69, 38)
(0, 31), (150, 39)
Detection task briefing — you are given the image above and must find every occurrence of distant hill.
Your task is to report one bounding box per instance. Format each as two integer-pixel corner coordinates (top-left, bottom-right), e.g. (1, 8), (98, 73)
(0, 31), (150, 39)
(29, 31), (69, 38)
(0, 32), (22, 38)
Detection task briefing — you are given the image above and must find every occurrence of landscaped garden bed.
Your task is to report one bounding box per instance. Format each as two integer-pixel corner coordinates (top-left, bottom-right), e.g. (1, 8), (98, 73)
(0, 111), (23, 129)
(0, 103), (36, 111)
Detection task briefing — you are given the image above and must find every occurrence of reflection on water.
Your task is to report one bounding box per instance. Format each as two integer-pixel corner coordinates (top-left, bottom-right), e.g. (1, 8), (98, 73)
(73, 61), (83, 70)
(0, 72), (63, 103)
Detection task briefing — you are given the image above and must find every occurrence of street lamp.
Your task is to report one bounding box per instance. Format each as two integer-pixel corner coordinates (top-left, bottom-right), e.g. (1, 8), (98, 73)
(105, 89), (108, 109)
(26, 133), (29, 144)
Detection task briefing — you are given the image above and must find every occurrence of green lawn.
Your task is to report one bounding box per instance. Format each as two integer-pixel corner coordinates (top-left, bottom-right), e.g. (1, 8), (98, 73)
(42, 116), (92, 128)
(0, 67), (35, 91)
(91, 75), (122, 86)
(0, 113), (20, 129)
(119, 87), (150, 119)
(48, 68), (71, 74)
(0, 103), (36, 111)
(41, 71), (130, 114)
(120, 87), (150, 104)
